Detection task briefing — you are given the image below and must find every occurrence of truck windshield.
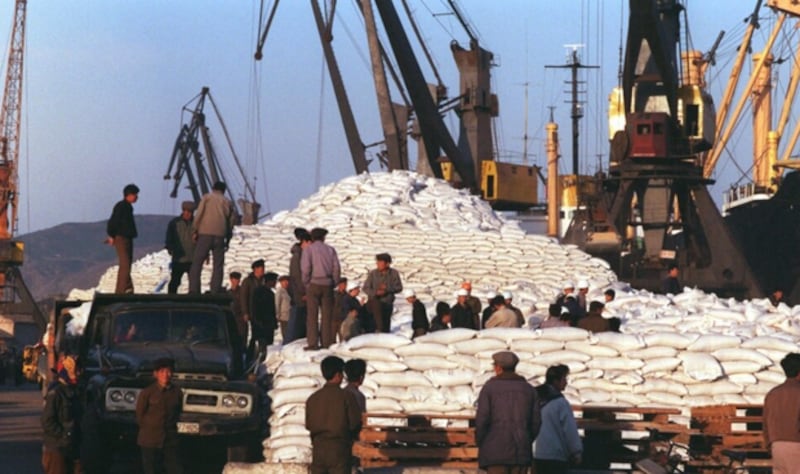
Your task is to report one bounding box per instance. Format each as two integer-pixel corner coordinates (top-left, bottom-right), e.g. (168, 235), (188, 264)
(112, 309), (228, 345)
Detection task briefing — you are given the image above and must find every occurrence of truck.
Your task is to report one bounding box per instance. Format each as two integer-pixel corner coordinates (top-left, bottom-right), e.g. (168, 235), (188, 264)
(53, 293), (265, 468)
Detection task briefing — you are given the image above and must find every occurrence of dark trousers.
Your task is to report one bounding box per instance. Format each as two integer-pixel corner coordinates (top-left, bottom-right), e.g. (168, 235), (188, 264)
(306, 284), (334, 348)
(366, 298), (393, 333)
(167, 262), (191, 294)
(247, 336), (268, 366)
(114, 236), (134, 294)
(533, 458), (569, 474)
(485, 466), (528, 474)
(141, 444), (182, 474)
(189, 234), (225, 294)
(286, 306), (307, 343)
(310, 440), (352, 474)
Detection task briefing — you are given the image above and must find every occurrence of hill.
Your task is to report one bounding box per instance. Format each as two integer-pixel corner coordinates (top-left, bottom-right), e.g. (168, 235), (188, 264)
(18, 215), (173, 301)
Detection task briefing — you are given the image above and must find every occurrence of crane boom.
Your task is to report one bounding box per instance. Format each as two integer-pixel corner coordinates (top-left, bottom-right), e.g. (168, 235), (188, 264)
(0, 0), (25, 239)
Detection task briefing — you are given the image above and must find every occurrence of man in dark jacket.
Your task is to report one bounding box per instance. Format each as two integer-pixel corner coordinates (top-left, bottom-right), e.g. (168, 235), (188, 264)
(287, 228), (311, 342)
(476, 351), (540, 473)
(662, 263), (681, 294)
(306, 356), (361, 474)
(164, 201), (195, 294)
(406, 289), (429, 338)
(452, 289), (477, 329)
(136, 358), (183, 474)
(106, 183), (139, 294)
(240, 260), (277, 364)
(41, 355), (81, 474)
(430, 302), (452, 332)
(363, 253), (403, 333)
(228, 271), (245, 343)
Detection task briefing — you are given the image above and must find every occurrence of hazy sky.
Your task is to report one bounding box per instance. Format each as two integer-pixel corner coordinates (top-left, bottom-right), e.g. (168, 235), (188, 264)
(1, 1), (780, 234)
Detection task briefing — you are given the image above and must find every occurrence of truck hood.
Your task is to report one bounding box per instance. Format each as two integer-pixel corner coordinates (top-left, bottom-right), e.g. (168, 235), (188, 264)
(106, 343), (233, 377)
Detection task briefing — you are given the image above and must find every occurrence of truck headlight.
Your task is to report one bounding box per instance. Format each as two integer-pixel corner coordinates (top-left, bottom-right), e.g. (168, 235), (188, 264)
(106, 387), (141, 411)
(236, 396), (248, 408)
(222, 395), (235, 407)
(110, 390), (123, 402)
(124, 391), (137, 404)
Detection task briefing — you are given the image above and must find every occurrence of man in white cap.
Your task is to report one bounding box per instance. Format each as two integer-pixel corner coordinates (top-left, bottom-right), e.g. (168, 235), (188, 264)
(340, 281), (364, 341)
(476, 351), (540, 473)
(404, 289), (429, 338)
(503, 291), (525, 327)
(452, 288), (476, 329)
(481, 291), (499, 328)
(555, 281), (582, 323)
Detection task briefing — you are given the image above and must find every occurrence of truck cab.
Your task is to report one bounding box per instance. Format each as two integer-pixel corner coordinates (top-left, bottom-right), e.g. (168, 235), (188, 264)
(57, 293), (264, 466)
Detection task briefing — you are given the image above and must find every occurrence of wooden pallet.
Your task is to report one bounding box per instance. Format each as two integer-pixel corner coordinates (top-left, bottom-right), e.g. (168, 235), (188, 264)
(355, 413), (478, 468)
(689, 405), (772, 472)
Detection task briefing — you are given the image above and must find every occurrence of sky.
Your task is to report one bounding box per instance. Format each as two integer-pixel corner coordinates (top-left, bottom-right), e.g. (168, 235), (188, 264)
(1, 1), (787, 234)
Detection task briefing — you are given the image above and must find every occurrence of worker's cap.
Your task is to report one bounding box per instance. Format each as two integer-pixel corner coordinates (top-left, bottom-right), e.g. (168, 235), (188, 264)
(181, 201), (195, 212)
(278, 275), (290, 282)
(375, 252), (392, 263)
(461, 281), (472, 290)
(264, 272), (278, 282)
(251, 259), (265, 270)
(337, 277), (348, 285)
(561, 305), (571, 315)
(123, 183), (140, 196)
(492, 351), (519, 370)
(403, 289), (416, 299)
(502, 291), (513, 300)
(486, 290), (500, 299)
(153, 357), (175, 371)
(563, 281), (575, 289)
(346, 281), (361, 292)
(456, 288), (469, 297)
(577, 279), (590, 289)
(229, 271), (242, 280)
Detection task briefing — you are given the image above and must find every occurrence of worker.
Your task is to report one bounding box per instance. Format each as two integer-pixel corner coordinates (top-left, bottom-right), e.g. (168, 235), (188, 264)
(189, 181), (236, 294)
(164, 201), (195, 294)
(363, 253), (403, 333)
(662, 263), (681, 295)
(106, 183), (139, 294)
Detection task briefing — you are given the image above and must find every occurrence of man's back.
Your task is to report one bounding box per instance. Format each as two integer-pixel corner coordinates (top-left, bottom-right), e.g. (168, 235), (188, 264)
(305, 383), (361, 442)
(578, 313), (610, 333)
(764, 378), (800, 445)
(194, 191), (233, 237)
(486, 308), (520, 328)
(301, 241), (340, 287)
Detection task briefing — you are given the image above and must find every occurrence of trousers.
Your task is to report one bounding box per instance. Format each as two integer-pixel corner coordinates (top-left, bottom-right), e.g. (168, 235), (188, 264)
(306, 284), (334, 348)
(189, 234), (225, 294)
(167, 262), (191, 294)
(114, 236), (134, 294)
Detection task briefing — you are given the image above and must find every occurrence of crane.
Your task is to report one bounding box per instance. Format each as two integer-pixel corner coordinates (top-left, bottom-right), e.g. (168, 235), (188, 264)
(0, 0), (46, 339)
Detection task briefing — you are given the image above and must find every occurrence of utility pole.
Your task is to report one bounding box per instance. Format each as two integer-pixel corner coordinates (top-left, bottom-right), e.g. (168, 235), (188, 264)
(546, 45), (598, 176)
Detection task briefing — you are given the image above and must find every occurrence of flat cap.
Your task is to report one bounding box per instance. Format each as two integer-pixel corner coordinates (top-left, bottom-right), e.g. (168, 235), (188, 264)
(264, 272), (278, 282)
(181, 201), (195, 212)
(229, 271), (242, 279)
(375, 252), (392, 263)
(251, 259), (265, 269)
(492, 351), (519, 370)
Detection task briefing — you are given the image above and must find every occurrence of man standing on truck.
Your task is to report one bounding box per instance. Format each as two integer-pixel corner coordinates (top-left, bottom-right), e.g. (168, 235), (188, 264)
(136, 357), (183, 474)
(41, 354), (82, 474)
(189, 181), (236, 294)
(106, 183), (139, 294)
(164, 201), (196, 294)
(306, 356), (361, 474)
(240, 260), (277, 364)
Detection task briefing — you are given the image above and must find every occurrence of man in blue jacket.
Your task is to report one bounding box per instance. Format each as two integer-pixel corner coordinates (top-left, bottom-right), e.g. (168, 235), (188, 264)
(475, 351), (540, 474)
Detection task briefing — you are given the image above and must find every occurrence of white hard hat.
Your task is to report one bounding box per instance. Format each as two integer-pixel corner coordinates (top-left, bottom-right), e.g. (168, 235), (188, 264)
(502, 291), (513, 300)
(403, 289), (416, 299)
(456, 288), (469, 297)
(563, 281), (575, 289)
(346, 281), (360, 292)
(577, 279), (589, 289)
(561, 305), (571, 315)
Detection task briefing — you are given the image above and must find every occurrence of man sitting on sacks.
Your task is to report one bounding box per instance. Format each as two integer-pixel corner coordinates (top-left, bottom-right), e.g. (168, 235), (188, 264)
(406, 289), (429, 339)
(577, 301), (610, 333)
(363, 253), (403, 333)
(485, 295), (522, 328)
(339, 281), (365, 342)
(503, 291), (525, 327)
(461, 281), (482, 327)
(430, 302), (453, 331)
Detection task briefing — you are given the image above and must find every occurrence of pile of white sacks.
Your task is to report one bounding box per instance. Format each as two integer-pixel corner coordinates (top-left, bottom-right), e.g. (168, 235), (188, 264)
(68, 171), (800, 468)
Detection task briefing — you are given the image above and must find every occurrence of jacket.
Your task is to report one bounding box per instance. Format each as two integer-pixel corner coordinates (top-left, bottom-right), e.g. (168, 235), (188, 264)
(301, 241), (341, 287)
(763, 377), (800, 446)
(136, 382), (183, 449)
(42, 382), (81, 456)
(107, 199), (137, 239)
(240, 273), (277, 338)
(486, 307), (521, 328)
(275, 286), (291, 323)
(305, 383), (362, 450)
(577, 312), (610, 333)
(533, 384), (582, 462)
(165, 215), (194, 263)
(429, 315), (450, 332)
(288, 243), (306, 307)
(451, 303), (476, 329)
(476, 372), (540, 468)
(193, 190), (235, 238)
(411, 300), (429, 332)
(363, 268), (403, 304)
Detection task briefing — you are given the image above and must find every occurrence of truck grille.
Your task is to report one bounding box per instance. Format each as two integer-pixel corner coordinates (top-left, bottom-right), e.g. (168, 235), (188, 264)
(186, 394), (218, 407)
